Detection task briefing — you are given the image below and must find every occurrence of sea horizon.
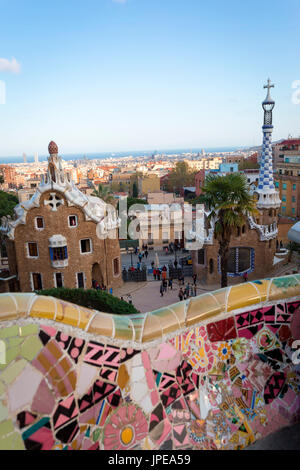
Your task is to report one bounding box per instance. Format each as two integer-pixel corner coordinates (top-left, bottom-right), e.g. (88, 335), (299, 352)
(0, 146), (248, 164)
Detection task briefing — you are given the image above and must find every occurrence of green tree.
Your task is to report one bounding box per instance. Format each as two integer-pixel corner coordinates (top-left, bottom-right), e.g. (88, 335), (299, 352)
(287, 241), (300, 262)
(238, 160), (259, 171)
(126, 197), (146, 209)
(92, 184), (116, 206)
(37, 287), (139, 315)
(167, 162), (196, 193)
(132, 181), (138, 198)
(201, 173), (257, 288)
(0, 191), (18, 219)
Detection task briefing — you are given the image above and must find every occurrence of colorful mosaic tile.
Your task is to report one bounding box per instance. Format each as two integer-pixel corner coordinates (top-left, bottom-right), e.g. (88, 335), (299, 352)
(0, 279), (299, 450)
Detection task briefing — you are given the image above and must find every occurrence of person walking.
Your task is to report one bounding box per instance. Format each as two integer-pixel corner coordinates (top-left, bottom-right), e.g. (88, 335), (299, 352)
(160, 282), (164, 297)
(138, 252), (142, 263)
(178, 288), (184, 301)
(157, 269), (161, 281)
(168, 278), (173, 290)
(193, 273), (197, 286)
(163, 279), (168, 293)
(183, 287), (187, 300)
(174, 259), (178, 269)
(184, 283), (190, 299)
(153, 268), (157, 281)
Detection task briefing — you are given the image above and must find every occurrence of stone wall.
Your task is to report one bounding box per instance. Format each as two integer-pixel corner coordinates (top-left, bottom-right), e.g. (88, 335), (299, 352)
(0, 274), (299, 450)
(10, 190), (122, 292)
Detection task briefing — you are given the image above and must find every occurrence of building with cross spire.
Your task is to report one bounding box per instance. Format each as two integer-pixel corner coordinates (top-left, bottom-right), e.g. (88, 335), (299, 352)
(0, 141), (122, 293)
(255, 79), (281, 209)
(191, 80), (284, 284)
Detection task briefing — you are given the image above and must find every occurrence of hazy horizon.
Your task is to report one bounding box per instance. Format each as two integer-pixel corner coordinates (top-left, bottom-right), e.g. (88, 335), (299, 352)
(0, 145), (248, 164)
(1, 0), (299, 156)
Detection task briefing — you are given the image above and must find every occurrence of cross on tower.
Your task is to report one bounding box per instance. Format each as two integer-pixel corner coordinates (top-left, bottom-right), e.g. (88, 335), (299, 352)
(264, 78), (274, 92)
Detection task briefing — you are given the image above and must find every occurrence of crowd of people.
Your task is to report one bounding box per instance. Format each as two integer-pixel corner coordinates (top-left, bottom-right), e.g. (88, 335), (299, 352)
(154, 266), (198, 300)
(135, 244), (149, 261)
(91, 279), (113, 295)
(120, 245), (202, 306)
(92, 279), (107, 291)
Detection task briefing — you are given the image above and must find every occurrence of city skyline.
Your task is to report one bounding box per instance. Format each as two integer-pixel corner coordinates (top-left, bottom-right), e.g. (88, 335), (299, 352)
(0, 0), (300, 156)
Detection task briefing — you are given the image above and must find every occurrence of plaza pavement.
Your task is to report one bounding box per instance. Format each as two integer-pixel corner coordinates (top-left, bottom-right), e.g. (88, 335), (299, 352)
(114, 259), (298, 313)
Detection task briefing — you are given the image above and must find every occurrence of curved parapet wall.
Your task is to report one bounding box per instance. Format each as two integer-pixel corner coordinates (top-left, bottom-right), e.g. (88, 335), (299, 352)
(0, 275), (299, 450)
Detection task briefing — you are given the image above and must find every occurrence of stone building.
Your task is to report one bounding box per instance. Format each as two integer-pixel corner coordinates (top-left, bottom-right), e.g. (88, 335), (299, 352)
(275, 161), (300, 219)
(273, 138), (300, 169)
(191, 80), (283, 284)
(0, 141), (122, 293)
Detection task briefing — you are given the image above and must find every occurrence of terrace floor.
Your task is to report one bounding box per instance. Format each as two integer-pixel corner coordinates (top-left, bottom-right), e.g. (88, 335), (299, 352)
(115, 256), (299, 313)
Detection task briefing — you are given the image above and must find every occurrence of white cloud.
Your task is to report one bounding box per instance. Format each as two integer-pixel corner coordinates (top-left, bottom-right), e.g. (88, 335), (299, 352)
(0, 57), (21, 74)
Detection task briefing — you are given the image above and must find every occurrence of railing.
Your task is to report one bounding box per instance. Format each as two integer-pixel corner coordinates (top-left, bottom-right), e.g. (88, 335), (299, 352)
(248, 215), (278, 241)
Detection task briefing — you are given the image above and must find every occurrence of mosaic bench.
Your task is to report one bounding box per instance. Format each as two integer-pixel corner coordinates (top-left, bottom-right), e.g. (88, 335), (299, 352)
(0, 274), (299, 450)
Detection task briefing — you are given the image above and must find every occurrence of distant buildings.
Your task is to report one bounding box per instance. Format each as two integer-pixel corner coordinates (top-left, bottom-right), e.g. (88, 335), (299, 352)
(273, 138), (300, 169)
(137, 174), (160, 197)
(0, 165), (16, 188)
(185, 157), (223, 171)
(272, 139), (300, 219)
(195, 169), (205, 196)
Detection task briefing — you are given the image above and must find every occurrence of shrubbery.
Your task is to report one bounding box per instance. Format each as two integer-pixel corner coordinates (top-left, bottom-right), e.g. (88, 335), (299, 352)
(36, 287), (139, 315)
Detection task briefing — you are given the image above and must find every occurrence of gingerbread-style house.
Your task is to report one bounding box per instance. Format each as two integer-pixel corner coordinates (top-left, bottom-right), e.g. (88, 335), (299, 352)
(0, 142), (122, 292)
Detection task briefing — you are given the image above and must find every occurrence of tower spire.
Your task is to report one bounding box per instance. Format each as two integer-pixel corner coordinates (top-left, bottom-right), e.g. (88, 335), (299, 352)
(256, 79), (280, 209)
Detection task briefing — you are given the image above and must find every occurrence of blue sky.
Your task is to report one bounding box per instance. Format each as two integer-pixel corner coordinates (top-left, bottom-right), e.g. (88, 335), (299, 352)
(0, 0), (300, 157)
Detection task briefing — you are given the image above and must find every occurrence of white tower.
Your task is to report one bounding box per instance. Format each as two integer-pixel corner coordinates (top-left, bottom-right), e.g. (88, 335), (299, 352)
(255, 79), (281, 209)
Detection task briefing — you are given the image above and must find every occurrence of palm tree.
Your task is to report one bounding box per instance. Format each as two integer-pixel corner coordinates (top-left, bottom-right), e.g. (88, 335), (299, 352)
(201, 172), (258, 288)
(287, 241), (300, 263)
(92, 184), (116, 206)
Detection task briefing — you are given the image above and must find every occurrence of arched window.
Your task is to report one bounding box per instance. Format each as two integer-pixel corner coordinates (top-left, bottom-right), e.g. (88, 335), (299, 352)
(226, 247), (253, 276)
